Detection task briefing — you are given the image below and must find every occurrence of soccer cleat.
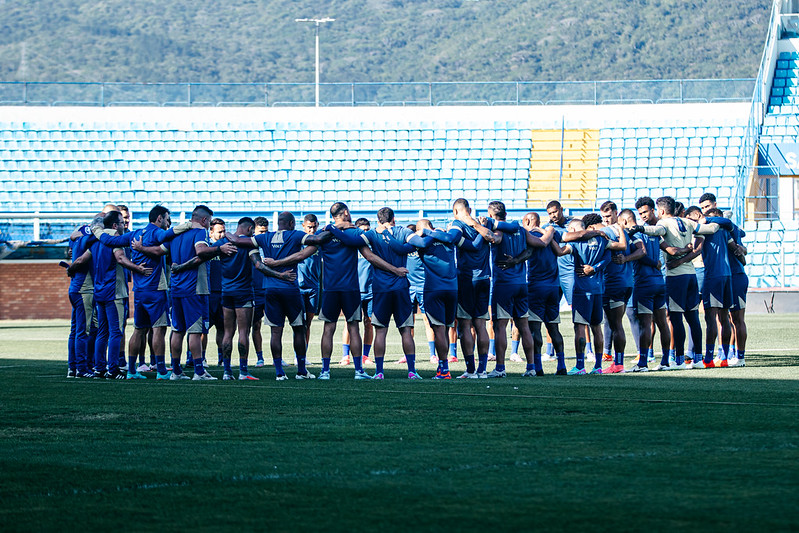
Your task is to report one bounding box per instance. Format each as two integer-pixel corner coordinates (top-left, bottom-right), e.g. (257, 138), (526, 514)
(457, 371), (478, 379)
(509, 353), (522, 363)
(476, 371), (488, 379)
(192, 371), (218, 381)
(239, 372), (259, 381)
(77, 371), (95, 379)
(487, 354), (496, 362)
(718, 359), (729, 368)
(354, 370), (373, 380)
(727, 358), (745, 367)
(555, 368), (568, 376)
(691, 360), (706, 369)
(486, 369), (506, 378)
(588, 367), (603, 375)
(108, 371), (126, 380)
(373, 372), (385, 380)
(317, 370), (330, 380)
(156, 371), (172, 380)
(275, 374), (289, 381)
(602, 353), (613, 362)
(295, 372), (316, 380)
(704, 360), (716, 368)
(448, 355), (458, 363)
(184, 359), (194, 368)
(362, 356), (372, 365)
(217, 359), (224, 367)
(605, 363), (625, 374)
(630, 365), (649, 373)
(567, 367), (586, 376)
(429, 355), (438, 364)
(670, 362), (688, 371)
(222, 372), (235, 381)
(92, 370), (105, 379)
(149, 364), (158, 371)
(395, 355), (407, 364)
(540, 354), (556, 362)
(647, 353), (656, 363)
(432, 370), (452, 379)
(126, 372), (147, 380)
(654, 363), (672, 371)
(255, 359), (265, 368)
(407, 371), (423, 380)
(521, 369), (537, 377)
(136, 363), (150, 373)
(67, 369), (76, 378)
(339, 356), (351, 366)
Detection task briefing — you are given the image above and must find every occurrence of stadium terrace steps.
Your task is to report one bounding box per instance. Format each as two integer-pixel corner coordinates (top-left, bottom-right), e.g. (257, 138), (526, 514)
(527, 129), (599, 209)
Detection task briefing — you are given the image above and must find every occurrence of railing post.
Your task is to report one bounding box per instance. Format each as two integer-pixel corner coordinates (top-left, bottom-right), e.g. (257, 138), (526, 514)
(33, 212), (40, 241)
(679, 80), (683, 103)
(187, 83), (191, 105)
(100, 83), (105, 106)
(351, 83), (355, 106)
(516, 82), (520, 105)
(23, 82), (27, 104)
(593, 81), (597, 105)
(428, 82), (433, 106)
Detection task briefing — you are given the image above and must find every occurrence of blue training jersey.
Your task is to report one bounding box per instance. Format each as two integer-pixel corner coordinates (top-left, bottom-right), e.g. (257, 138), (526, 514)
(451, 219), (491, 281)
(489, 219), (527, 286)
(167, 228), (210, 297)
(358, 255), (373, 298)
(90, 235), (128, 302)
(544, 219), (574, 287)
(214, 236), (254, 296)
(570, 235), (610, 294)
(727, 224), (746, 276)
(130, 223), (171, 293)
(298, 246), (321, 291)
(406, 250), (425, 289)
(320, 226), (369, 292)
(631, 233), (665, 288)
(69, 234), (96, 294)
(701, 216), (732, 279)
(527, 230), (560, 287)
(364, 225), (414, 293)
(602, 226), (634, 291)
(254, 229), (310, 292)
(411, 230), (458, 292)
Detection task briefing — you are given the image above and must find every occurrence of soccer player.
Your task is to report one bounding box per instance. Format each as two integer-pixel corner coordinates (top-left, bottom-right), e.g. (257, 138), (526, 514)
(342, 217), (374, 365)
(298, 214), (322, 349)
(408, 217), (484, 378)
(251, 216), (269, 366)
(69, 211), (153, 379)
(629, 196), (727, 369)
(363, 207), (422, 379)
(617, 209), (671, 372)
(167, 205), (236, 380)
(404, 224), (437, 364)
(65, 224), (98, 378)
(599, 201), (635, 373)
(207, 219), (226, 366)
(484, 204), (556, 377)
(449, 199), (496, 378)
(559, 214), (627, 374)
(312, 202), (408, 380)
(724, 213), (748, 367)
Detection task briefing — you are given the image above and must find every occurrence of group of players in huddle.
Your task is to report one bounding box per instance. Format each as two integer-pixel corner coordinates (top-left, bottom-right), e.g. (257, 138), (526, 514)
(63, 191), (748, 381)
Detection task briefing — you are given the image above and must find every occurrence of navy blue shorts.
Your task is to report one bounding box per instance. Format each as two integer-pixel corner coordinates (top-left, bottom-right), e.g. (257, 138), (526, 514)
(603, 286), (633, 312)
(301, 288), (320, 315)
(666, 274), (700, 313)
(528, 283), (561, 324)
(702, 275), (733, 309)
(208, 292), (224, 330)
(133, 290), (169, 329)
(222, 292), (254, 309)
(265, 289), (304, 328)
(252, 290), (265, 324)
(456, 276), (490, 320)
(572, 291), (603, 325)
(633, 283), (667, 315)
(409, 285), (425, 314)
(319, 290), (362, 323)
(171, 294), (208, 334)
(730, 272), (748, 311)
(424, 290), (457, 327)
(491, 283), (529, 320)
(372, 289), (414, 329)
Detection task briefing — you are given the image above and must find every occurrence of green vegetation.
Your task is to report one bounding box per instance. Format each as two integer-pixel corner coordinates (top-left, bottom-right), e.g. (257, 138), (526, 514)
(0, 313), (797, 531)
(0, 0), (771, 87)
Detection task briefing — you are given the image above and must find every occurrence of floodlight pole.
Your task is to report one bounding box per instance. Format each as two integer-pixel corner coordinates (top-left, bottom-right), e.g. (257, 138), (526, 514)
(295, 17), (335, 107)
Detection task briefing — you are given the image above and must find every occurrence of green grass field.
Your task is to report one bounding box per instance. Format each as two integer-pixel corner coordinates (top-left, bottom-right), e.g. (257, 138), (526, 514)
(1, 313), (798, 532)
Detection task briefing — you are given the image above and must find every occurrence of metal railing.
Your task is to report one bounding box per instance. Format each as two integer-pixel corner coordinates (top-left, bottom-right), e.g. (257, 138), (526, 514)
(0, 79), (755, 108)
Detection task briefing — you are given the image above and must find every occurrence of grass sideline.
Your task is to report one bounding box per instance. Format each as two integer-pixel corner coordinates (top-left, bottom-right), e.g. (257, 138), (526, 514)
(1, 313), (798, 532)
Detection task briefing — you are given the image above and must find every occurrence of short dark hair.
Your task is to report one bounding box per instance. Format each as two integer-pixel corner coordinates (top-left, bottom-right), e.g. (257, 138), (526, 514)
(149, 205), (170, 223)
(277, 212), (295, 228)
(618, 208), (636, 221)
(453, 198), (469, 211)
(330, 202), (349, 218)
(526, 212), (540, 226)
(354, 217), (370, 228)
(635, 196), (655, 210)
(656, 196), (676, 215)
(238, 217), (256, 230)
(191, 205), (213, 220)
(582, 213), (603, 227)
(488, 200), (506, 220)
(406, 224), (417, 232)
(118, 205), (129, 214)
(546, 200), (562, 211)
(674, 201), (685, 217)
(303, 213), (318, 224)
(103, 210), (122, 229)
(705, 207), (723, 217)
(377, 207), (394, 224)
(685, 206), (702, 218)
(210, 217), (225, 228)
(599, 201), (617, 213)
(699, 192), (717, 205)
(253, 216), (269, 228)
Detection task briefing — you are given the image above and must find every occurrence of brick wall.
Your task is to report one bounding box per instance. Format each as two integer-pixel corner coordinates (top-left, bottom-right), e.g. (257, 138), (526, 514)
(0, 261), (73, 319)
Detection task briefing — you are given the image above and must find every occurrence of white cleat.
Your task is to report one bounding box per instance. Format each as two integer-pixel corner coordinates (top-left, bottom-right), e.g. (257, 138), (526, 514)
(222, 372), (235, 381)
(456, 372), (478, 379)
(192, 371), (217, 381)
(476, 371), (488, 379)
(540, 354), (556, 362)
(727, 358), (746, 367)
(295, 372), (316, 379)
(136, 363), (150, 373)
(654, 364), (672, 371)
(169, 372), (191, 380)
(670, 362), (688, 371)
(629, 365), (649, 373)
(275, 374), (289, 381)
(509, 353), (523, 362)
(692, 360), (707, 369)
(486, 369), (506, 378)
(317, 370), (330, 380)
(354, 370), (373, 380)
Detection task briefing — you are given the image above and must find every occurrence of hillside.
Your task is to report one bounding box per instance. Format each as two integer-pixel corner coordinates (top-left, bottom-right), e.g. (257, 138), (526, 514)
(0, 0), (771, 85)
